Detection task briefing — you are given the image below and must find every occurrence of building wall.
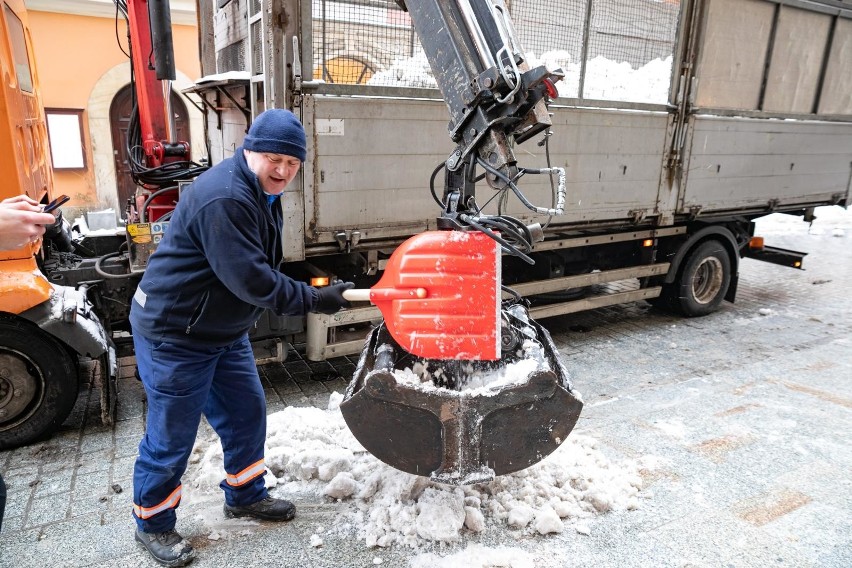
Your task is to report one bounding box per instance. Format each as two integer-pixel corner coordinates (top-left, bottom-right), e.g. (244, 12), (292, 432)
(25, 8), (202, 218)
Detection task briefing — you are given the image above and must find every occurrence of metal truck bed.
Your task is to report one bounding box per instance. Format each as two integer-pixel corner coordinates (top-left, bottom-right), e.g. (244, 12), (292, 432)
(295, 93), (850, 260)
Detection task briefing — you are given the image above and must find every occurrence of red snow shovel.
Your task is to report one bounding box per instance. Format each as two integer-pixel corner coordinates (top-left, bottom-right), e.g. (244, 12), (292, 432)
(342, 230), (501, 360)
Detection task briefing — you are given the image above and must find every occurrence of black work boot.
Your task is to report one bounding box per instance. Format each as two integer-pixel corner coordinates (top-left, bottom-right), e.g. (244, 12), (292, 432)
(134, 528), (196, 567)
(223, 496), (296, 521)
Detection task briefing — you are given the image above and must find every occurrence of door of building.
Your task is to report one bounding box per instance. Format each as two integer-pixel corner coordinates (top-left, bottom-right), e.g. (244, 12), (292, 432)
(109, 84), (190, 215)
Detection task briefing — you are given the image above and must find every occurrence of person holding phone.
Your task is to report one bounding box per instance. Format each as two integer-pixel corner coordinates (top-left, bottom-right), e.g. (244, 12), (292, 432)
(0, 194), (57, 250)
(0, 193), (58, 532)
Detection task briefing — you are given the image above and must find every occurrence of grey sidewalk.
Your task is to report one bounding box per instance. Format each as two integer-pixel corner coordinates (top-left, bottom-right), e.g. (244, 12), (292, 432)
(1, 216), (850, 567)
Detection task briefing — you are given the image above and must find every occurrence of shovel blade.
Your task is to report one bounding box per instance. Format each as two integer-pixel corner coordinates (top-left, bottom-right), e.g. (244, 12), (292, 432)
(340, 306), (583, 484)
(372, 231), (501, 360)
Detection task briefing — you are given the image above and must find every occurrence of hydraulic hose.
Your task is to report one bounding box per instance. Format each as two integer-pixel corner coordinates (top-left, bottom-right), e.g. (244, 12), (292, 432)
(94, 251), (135, 280)
(476, 157), (566, 216)
(459, 213), (534, 265)
(139, 185), (178, 223)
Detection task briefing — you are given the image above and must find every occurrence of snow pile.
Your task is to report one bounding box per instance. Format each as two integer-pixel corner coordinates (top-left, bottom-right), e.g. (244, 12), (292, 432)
(583, 55), (672, 103)
(368, 48), (673, 104)
(367, 51), (436, 89)
(185, 393), (644, 549)
(393, 339), (548, 394)
(528, 52), (673, 103)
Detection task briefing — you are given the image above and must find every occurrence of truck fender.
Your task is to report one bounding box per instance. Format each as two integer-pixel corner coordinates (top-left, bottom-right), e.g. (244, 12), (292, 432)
(18, 285), (115, 366)
(663, 225), (740, 302)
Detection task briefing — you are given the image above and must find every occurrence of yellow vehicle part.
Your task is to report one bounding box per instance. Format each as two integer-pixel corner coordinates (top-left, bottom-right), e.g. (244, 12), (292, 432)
(0, 253), (52, 313)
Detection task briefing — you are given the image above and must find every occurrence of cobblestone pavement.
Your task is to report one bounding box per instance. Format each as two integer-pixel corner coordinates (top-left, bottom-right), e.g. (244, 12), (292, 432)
(1, 212), (850, 567)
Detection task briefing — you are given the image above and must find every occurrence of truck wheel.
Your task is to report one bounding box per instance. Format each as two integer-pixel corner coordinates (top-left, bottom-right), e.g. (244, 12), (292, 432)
(668, 239), (731, 317)
(0, 315), (79, 450)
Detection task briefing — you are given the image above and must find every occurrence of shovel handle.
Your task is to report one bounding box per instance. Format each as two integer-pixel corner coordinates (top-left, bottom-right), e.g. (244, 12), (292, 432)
(343, 287), (428, 303)
(342, 289), (371, 302)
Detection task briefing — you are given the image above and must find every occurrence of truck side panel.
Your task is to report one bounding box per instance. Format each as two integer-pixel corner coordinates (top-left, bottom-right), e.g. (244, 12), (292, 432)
(301, 95), (673, 253)
(304, 96), (449, 243)
(683, 116), (852, 212)
(819, 18), (852, 115)
(504, 107), (670, 224)
(205, 105), (249, 164)
(198, 0), (852, 261)
(300, 93), (851, 257)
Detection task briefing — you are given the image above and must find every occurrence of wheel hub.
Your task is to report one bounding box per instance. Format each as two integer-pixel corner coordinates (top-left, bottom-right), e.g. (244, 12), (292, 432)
(692, 257), (724, 305)
(0, 352), (41, 425)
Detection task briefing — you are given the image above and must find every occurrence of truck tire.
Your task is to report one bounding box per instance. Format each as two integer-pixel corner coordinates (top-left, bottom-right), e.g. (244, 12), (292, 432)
(662, 239), (732, 317)
(0, 315), (79, 450)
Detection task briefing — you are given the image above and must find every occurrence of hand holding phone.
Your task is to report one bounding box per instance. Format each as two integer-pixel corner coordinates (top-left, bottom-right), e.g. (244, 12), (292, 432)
(43, 194), (70, 215)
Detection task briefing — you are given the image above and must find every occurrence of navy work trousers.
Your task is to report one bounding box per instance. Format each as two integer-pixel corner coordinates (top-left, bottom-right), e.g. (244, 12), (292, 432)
(132, 333), (268, 533)
(0, 471), (6, 533)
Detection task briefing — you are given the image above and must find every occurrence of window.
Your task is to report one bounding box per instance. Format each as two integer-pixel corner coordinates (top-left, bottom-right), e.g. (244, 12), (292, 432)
(45, 109), (86, 170)
(4, 4), (34, 93)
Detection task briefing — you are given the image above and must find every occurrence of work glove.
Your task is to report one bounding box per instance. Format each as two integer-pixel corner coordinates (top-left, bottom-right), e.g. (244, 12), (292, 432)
(312, 281), (355, 314)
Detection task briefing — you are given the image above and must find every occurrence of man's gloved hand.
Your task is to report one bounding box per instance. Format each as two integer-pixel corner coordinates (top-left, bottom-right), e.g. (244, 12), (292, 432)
(312, 281), (355, 314)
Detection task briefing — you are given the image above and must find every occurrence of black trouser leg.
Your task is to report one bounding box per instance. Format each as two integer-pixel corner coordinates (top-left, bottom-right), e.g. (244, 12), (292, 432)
(0, 472), (7, 533)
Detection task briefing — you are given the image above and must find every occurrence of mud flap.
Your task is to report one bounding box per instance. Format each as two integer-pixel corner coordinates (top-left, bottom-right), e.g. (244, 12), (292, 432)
(340, 305), (583, 484)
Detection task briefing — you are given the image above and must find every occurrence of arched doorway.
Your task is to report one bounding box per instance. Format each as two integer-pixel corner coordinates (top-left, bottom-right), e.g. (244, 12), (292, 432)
(109, 84), (190, 213)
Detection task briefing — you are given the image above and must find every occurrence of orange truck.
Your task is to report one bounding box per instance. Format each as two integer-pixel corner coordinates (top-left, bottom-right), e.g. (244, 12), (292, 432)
(0, 0), (114, 450)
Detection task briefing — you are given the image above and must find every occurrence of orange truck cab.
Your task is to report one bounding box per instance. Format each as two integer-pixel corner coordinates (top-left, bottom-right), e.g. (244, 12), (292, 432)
(0, 0), (114, 450)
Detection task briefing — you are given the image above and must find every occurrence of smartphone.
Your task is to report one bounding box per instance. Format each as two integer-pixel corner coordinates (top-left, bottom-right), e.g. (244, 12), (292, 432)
(43, 194), (70, 214)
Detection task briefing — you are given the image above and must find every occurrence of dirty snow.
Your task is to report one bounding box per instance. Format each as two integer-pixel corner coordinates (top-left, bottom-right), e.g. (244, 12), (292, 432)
(71, 215), (124, 237)
(184, 392), (645, 552)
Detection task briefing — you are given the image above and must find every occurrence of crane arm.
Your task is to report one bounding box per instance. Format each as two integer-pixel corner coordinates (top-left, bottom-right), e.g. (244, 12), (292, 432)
(125, 0), (189, 168)
(398, 0), (561, 178)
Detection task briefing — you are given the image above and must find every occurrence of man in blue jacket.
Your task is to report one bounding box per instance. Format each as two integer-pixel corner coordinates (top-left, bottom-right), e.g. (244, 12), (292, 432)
(129, 109), (353, 566)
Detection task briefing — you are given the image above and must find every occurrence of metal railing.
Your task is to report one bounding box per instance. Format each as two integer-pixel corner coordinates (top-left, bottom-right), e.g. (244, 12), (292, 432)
(308, 0), (681, 104)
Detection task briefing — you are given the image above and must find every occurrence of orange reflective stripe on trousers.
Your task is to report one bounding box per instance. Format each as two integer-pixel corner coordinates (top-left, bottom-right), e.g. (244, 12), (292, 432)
(133, 484), (182, 519)
(226, 459), (265, 487)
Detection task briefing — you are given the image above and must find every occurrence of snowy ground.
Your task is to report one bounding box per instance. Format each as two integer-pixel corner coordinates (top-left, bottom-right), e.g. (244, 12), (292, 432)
(0, 206), (849, 568)
(174, 205), (851, 567)
(753, 206), (850, 236)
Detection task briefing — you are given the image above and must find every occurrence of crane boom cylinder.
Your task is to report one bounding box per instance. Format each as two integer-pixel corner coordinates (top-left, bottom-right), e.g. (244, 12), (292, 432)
(148, 0), (176, 81)
(400, 0), (558, 176)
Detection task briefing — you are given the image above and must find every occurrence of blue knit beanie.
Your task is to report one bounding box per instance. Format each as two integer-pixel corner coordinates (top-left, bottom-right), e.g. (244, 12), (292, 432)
(243, 109), (307, 162)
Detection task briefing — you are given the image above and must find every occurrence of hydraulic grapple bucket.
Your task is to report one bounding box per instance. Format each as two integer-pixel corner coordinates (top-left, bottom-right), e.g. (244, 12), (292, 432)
(340, 303), (583, 484)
